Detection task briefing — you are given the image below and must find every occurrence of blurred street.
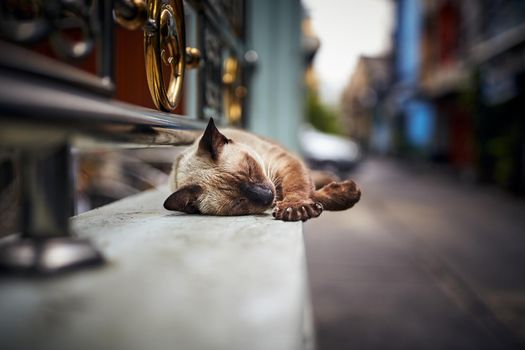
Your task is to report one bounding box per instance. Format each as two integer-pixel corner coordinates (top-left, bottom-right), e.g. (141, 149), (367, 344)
(304, 158), (525, 350)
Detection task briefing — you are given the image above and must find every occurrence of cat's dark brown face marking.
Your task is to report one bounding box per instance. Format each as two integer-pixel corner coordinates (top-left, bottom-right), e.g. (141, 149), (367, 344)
(233, 154), (274, 208)
(164, 119), (275, 216)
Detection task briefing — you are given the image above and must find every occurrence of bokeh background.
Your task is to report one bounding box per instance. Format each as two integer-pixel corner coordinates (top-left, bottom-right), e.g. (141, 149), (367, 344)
(1, 0), (525, 349)
(303, 1), (525, 349)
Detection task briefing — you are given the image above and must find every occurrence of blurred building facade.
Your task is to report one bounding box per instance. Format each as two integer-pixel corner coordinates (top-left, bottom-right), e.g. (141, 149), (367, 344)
(342, 0), (525, 193)
(342, 55), (392, 152)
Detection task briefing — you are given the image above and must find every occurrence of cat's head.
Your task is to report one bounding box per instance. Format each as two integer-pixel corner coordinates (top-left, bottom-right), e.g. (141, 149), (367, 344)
(164, 118), (275, 216)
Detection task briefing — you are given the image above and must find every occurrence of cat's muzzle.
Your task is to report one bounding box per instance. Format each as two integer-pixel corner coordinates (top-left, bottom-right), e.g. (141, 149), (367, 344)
(240, 182), (275, 207)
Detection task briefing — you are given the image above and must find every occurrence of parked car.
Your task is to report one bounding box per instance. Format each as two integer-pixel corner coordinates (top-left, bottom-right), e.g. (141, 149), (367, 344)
(299, 125), (361, 175)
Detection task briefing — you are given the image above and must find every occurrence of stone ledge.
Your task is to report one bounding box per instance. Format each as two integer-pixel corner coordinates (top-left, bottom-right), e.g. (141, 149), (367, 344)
(0, 187), (312, 350)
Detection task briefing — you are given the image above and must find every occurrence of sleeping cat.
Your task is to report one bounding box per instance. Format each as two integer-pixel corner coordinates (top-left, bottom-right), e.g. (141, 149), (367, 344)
(164, 118), (361, 222)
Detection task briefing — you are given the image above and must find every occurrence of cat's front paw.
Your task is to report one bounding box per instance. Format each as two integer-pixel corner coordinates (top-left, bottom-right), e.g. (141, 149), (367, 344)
(272, 199), (323, 222)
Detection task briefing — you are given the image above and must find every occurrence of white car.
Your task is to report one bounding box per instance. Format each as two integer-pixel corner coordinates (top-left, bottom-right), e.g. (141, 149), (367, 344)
(299, 125), (361, 174)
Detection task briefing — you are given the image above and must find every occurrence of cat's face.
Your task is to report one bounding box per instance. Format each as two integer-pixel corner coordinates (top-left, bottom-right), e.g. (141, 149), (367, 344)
(164, 119), (275, 216)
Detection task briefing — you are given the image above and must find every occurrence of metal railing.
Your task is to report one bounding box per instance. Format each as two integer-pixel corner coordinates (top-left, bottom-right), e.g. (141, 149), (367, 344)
(0, 0), (251, 274)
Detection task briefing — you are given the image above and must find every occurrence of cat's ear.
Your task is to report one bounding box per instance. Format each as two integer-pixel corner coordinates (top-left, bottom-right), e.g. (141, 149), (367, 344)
(163, 184), (203, 214)
(198, 118), (230, 161)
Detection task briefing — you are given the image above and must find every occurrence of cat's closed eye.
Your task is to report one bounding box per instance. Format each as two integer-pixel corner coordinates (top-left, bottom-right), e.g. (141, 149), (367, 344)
(234, 198), (247, 205)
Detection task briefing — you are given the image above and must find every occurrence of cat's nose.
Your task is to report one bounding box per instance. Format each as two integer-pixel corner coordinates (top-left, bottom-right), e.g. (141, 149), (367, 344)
(241, 183), (274, 207)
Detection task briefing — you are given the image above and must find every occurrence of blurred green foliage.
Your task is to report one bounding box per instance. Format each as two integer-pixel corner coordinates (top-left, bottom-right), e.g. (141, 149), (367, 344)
(305, 87), (342, 135)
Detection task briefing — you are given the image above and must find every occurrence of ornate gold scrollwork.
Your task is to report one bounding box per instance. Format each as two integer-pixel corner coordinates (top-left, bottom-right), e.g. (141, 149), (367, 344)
(114, 0), (148, 30)
(223, 57), (246, 124)
(144, 0), (185, 111)
(114, 0), (200, 112)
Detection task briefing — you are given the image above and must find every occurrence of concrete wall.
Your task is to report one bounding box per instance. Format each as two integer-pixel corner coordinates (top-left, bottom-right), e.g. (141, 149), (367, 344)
(0, 188), (312, 350)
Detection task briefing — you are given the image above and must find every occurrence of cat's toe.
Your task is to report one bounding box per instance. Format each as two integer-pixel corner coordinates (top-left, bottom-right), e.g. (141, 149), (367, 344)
(305, 202), (323, 220)
(273, 200), (323, 222)
(342, 180), (360, 194)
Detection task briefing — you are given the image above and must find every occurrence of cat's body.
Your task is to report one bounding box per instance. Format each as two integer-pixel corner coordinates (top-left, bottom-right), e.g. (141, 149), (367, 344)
(164, 119), (360, 222)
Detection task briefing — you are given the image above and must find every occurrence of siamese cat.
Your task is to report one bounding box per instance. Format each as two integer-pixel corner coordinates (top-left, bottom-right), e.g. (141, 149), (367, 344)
(164, 118), (361, 222)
